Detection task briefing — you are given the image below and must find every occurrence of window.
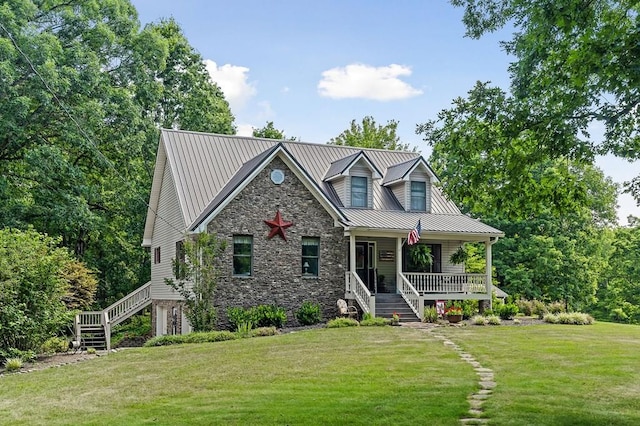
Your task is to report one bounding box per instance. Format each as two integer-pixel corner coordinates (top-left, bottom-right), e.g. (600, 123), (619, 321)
(154, 247), (161, 264)
(302, 237), (319, 277)
(233, 235), (253, 276)
(351, 176), (368, 207)
(410, 181), (427, 211)
(175, 240), (186, 279)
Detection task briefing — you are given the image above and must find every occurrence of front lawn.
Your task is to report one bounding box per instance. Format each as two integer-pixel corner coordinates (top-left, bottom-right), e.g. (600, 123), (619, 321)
(441, 322), (640, 425)
(0, 327), (474, 425)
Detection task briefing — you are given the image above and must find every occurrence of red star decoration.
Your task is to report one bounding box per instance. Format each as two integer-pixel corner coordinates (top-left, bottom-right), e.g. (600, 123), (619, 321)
(264, 210), (293, 241)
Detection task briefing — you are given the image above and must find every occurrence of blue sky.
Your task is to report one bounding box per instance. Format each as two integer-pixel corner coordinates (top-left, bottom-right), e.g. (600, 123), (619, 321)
(132, 0), (638, 223)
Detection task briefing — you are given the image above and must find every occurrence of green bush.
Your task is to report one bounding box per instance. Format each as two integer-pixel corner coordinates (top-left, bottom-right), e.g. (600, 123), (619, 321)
(144, 331), (238, 347)
(0, 348), (36, 364)
(227, 307), (251, 330)
(461, 300), (478, 319)
(548, 301), (565, 314)
(4, 357), (23, 372)
(483, 309), (494, 317)
(360, 317), (389, 327)
(236, 321), (254, 338)
(610, 308), (629, 323)
(499, 303), (519, 320)
(486, 315), (502, 325)
(543, 313), (559, 324)
(295, 301), (322, 325)
(423, 306), (438, 323)
(547, 312), (595, 325)
(471, 315), (487, 325)
(516, 299), (534, 316)
(362, 312), (373, 321)
(40, 337), (68, 355)
(251, 305), (287, 328)
(249, 327), (278, 337)
(111, 312), (152, 347)
(326, 318), (359, 328)
(531, 299), (547, 316)
(87, 347), (97, 354)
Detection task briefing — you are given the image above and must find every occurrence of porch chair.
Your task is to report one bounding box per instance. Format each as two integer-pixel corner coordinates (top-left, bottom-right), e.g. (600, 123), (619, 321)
(337, 299), (358, 319)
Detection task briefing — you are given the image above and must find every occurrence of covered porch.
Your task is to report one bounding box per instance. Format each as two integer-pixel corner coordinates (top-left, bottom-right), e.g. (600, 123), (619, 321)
(343, 231), (499, 320)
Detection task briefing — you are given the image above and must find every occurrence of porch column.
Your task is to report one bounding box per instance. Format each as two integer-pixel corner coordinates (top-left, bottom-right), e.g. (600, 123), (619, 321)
(349, 233), (356, 278)
(396, 236), (403, 294)
(485, 240), (492, 310)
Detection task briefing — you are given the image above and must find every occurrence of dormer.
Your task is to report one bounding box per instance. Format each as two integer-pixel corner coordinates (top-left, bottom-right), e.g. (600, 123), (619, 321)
(382, 157), (437, 212)
(323, 151), (382, 209)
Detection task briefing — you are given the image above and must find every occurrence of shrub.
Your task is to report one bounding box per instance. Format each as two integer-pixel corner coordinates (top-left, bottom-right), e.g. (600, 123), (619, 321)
(0, 348), (36, 364)
(483, 309), (494, 317)
(531, 299), (547, 316)
(236, 321), (254, 338)
(87, 347), (97, 354)
(144, 331), (237, 347)
(610, 308), (629, 323)
(543, 313), (559, 324)
(4, 357), (23, 372)
(423, 306), (438, 323)
(362, 312), (373, 321)
(516, 299), (534, 316)
(360, 317), (389, 327)
(249, 327), (278, 337)
(499, 303), (519, 320)
(461, 300), (478, 319)
(549, 312), (595, 325)
(111, 312), (152, 347)
(486, 315), (501, 325)
(295, 301), (322, 326)
(40, 337), (69, 355)
(471, 315), (487, 325)
(326, 318), (359, 328)
(252, 305), (287, 328)
(548, 301), (565, 314)
(227, 307), (251, 330)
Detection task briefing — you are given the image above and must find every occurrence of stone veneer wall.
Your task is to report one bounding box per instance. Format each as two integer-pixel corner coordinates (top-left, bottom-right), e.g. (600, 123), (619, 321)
(208, 156), (346, 329)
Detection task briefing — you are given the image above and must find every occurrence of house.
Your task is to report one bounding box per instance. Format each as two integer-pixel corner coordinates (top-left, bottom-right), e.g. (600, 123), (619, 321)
(140, 129), (503, 335)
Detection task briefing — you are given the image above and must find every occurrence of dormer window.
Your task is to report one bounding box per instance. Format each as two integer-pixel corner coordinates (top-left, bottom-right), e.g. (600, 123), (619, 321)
(351, 176), (368, 207)
(410, 181), (426, 211)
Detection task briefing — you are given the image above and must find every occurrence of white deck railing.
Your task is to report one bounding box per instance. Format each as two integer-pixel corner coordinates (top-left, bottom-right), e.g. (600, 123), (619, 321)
(345, 271), (375, 314)
(397, 273), (423, 320)
(403, 273), (487, 294)
(105, 281), (152, 327)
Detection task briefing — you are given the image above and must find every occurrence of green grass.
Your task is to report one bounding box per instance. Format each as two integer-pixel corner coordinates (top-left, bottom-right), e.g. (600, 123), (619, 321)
(0, 327), (475, 425)
(441, 322), (640, 425)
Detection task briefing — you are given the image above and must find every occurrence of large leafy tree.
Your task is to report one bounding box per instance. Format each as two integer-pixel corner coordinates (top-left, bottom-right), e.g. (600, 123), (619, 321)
(450, 0), (640, 203)
(330, 116), (413, 151)
(252, 121), (296, 140)
(0, 0), (235, 306)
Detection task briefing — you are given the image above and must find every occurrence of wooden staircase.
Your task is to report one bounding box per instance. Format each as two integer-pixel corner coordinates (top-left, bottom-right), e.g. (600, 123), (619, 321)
(75, 281), (152, 351)
(374, 293), (421, 322)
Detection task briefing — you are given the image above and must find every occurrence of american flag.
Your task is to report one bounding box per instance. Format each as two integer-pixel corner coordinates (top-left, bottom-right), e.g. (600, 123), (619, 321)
(407, 219), (422, 245)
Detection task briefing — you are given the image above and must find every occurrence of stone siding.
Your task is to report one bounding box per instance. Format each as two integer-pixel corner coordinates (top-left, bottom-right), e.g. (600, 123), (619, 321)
(152, 300), (186, 335)
(208, 156), (346, 329)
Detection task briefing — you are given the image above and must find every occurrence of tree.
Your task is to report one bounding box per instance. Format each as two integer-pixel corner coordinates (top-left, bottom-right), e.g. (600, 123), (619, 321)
(450, 0), (640, 204)
(0, 229), (89, 360)
(0, 1), (236, 307)
(330, 116), (413, 151)
(165, 233), (227, 332)
(252, 121), (297, 140)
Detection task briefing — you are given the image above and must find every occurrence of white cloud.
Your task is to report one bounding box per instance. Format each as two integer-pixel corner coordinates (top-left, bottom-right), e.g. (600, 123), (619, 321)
(318, 63), (423, 101)
(204, 60), (257, 111)
(236, 123), (254, 137)
(257, 101), (275, 121)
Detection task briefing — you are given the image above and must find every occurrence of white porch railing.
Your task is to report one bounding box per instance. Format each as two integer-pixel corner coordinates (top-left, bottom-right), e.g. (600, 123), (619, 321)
(397, 273), (424, 320)
(345, 271), (375, 315)
(403, 273), (487, 294)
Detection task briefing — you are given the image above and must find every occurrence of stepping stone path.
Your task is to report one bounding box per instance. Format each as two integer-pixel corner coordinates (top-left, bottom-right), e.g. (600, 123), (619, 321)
(423, 328), (496, 424)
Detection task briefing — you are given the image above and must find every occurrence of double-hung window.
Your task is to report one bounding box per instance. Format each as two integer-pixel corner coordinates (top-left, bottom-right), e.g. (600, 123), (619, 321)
(410, 181), (426, 211)
(302, 237), (319, 276)
(233, 235), (253, 276)
(351, 176), (368, 208)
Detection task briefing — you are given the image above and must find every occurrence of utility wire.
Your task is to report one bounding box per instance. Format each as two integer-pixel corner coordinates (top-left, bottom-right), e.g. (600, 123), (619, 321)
(0, 21), (186, 237)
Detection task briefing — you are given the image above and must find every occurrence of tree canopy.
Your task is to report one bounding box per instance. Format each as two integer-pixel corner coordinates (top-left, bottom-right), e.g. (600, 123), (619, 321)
(0, 0), (235, 306)
(451, 0), (640, 204)
(329, 116), (413, 151)
(252, 121), (296, 140)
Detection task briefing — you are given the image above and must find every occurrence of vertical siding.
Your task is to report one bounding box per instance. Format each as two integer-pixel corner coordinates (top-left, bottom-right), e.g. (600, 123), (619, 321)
(150, 162), (187, 301)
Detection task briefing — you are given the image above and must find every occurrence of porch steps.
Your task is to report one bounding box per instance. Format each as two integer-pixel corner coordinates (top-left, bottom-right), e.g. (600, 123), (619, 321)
(79, 326), (108, 350)
(375, 293), (421, 322)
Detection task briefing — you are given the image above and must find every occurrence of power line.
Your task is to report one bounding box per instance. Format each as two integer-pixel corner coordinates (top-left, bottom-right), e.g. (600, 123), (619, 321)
(0, 21), (186, 238)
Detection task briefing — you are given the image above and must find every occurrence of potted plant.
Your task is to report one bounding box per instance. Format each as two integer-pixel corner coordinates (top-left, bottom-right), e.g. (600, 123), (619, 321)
(391, 311), (400, 325)
(409, 244), (433, 272)
(445, 306), (463, 323)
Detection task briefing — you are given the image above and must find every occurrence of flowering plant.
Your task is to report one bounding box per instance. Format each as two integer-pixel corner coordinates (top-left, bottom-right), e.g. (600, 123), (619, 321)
(445, 306), (463, 316)
(392, 312), (400, 321)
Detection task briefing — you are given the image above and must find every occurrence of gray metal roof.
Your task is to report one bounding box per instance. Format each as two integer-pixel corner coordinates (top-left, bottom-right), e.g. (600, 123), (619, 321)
(381, 158), (418, 185)
(323, 151), (360, 180)
(149, 129), (500, 237)
(341, 209), (503, 236)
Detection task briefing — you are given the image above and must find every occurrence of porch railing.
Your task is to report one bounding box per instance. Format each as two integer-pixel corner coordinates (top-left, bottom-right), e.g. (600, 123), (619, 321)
(397, 273), (423, 319)
(403, 273), (488, 294)
(105, 281), (152, 327)
(345, 271), (375, 315)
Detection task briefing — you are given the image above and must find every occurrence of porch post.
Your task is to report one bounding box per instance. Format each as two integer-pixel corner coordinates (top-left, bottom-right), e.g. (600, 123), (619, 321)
(485, 240), (492, 310)
(396, 236), (403, 295)
(349, 233), (356, 280)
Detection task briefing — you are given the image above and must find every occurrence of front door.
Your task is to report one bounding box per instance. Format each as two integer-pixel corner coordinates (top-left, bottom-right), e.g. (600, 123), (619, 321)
(356, 242), (376, 292)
